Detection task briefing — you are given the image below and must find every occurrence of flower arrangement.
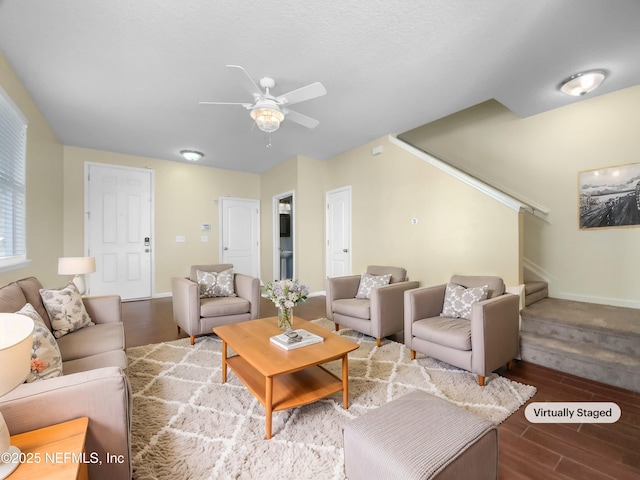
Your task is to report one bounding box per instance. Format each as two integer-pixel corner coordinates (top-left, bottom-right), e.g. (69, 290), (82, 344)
(264, 279), (309, 330)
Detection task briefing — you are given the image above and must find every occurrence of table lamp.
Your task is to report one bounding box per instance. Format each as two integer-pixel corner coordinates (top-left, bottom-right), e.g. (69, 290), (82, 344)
(58, 257), (96, 295)
(0, 313), (34, 479)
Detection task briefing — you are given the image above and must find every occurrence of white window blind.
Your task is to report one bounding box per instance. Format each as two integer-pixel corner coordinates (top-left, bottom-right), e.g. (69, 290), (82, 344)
(0, 86), (28, 270)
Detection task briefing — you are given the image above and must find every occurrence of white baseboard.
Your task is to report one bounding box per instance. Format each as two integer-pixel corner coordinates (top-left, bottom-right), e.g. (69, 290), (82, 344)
(153, 291), (172, 299)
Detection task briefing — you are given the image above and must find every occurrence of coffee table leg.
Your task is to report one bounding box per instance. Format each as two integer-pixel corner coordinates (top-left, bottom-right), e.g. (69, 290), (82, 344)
(342, 354), (349, 409)
(265, 376), (273, 440)
(221, 340), (227, 384)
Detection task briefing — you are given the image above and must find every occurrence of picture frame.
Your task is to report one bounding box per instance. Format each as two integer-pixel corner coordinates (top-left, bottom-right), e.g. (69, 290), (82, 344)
(579, 162), (640, 230)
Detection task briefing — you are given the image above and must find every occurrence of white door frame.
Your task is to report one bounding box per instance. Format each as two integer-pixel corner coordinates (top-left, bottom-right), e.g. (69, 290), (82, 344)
(84, 162), (155, 298)
(272, 190), (295, 281)
(325, 186), (352, 278)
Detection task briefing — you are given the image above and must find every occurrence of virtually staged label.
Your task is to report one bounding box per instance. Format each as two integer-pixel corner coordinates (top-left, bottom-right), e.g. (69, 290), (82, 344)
(525, 402), (621, 423)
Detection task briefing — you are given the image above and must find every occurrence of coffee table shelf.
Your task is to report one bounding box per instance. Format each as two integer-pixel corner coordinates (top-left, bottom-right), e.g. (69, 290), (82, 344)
(226, 355), (343, 411)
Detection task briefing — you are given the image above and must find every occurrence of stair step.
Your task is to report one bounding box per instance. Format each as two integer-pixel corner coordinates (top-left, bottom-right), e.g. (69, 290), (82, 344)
(521, 298), (640, 356)
(524, 281), (548, 306)
(520, 332), (640, 392)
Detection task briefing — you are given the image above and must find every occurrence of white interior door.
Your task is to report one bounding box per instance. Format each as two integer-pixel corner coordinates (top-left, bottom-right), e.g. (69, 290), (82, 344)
(86, 163), (153, 300)
(220, 197), (260, 278)
(326, 186), (352, 278)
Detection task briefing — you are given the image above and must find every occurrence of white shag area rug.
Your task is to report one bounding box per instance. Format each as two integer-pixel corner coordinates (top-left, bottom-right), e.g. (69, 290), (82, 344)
(127, 318), (536, 480)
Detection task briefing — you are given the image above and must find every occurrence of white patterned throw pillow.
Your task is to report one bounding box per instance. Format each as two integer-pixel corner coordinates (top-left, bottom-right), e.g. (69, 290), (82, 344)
(39, 282), (94, 338)
(441, 283), (489, 320)
(16, 303), (63, 382)
(197, 268), (236, 298)
(355, 272), (392, 299)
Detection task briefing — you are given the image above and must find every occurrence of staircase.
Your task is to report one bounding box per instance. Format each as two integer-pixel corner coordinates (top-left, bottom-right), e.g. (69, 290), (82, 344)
(520, 283), (640, 393)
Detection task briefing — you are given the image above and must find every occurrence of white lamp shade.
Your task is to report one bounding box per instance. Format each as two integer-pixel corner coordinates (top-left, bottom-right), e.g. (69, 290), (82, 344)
(58, 257), (96, 275)
(0, 313), (34, 397)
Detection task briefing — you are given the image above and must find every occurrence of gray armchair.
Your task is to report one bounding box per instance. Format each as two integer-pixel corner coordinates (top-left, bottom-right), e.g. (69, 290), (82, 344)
(171, 264), (260, 345)
(404, 275), (519, 386)
(326, 266), (419, 346)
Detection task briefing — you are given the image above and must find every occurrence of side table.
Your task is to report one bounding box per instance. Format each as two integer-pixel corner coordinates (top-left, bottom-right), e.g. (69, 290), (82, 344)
(8, 417), (89, 480)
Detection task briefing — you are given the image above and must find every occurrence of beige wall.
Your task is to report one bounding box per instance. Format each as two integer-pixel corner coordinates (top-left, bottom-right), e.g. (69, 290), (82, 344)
(63, 146), (260, 294)
(400, 86), (640, 307)
(322, 136), (522, 288)
(0, 52), (64, 288)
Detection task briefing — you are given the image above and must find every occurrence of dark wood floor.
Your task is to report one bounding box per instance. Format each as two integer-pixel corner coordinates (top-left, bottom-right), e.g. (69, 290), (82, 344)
(122, 297), (640, 480)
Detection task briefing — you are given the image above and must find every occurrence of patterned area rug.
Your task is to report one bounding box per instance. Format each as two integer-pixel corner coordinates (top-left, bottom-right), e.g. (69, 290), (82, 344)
(127, 318), (535, 479)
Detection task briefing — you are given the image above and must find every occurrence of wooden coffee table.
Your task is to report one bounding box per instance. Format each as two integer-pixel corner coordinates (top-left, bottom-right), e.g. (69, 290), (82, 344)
(213, 317), (359, 439)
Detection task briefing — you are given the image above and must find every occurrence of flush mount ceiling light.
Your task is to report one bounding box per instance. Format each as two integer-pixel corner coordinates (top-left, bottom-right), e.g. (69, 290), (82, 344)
(250, 103), (285, 133)
(559, 70), (607, 96)
(180, 150), (204, 161)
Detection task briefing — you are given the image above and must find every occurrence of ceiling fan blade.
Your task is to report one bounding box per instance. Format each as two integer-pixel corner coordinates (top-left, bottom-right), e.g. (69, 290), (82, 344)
(276, 82), (327, 106)
(283, 108), (320, 129)
(226, 64), (262, 95)
(198, 101), (252, 108)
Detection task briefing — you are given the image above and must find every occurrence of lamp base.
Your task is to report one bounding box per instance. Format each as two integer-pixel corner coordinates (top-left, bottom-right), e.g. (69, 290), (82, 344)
(0, 445), (21, 479)
(72, 275), (87, 295)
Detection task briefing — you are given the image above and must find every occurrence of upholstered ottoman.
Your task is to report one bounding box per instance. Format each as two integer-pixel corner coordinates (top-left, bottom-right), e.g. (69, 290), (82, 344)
(343, 391), (498, 480)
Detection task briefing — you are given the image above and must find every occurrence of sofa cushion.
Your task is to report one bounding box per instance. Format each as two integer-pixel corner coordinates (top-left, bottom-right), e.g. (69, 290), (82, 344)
(332, 298), (371, 320)
(441, 283), (489, 320)
(17, 303), (63, 382)
(62, 350), (128, 375)
(366, 265), (407, 284)
(412, 316), (472, 351)
(0, 281), (28, 314)
(56, 322), (125, 362)
(200, 296), (250, 318)
(197, 268), (236, 298)
(355, 273), (391, 299)
(40, 282), (95, 338)
(16, 277), (51, 328)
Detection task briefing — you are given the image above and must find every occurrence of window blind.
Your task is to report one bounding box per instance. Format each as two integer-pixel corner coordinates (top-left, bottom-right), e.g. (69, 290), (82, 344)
(0, 86), (28, 267)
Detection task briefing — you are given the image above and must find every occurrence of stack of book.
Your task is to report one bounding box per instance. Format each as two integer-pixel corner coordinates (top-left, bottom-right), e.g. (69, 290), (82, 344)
(270, 329), (324, 351)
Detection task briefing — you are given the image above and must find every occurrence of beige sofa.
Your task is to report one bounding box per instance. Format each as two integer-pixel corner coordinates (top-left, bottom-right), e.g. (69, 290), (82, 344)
(0, 277), (131, 480)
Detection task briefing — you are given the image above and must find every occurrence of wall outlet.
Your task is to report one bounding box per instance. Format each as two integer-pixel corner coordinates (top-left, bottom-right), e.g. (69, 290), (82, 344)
(201, 235), (209, 242)
(176, 235), (186, 242)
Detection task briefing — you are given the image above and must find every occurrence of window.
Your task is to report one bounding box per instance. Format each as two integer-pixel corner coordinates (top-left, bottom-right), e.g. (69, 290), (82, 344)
(0, 86), (28, 271)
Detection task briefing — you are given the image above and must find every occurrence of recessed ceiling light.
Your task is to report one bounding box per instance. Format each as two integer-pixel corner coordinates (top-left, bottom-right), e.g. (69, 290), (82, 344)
(180, 150), (204, 161)
(559, 70), (607, 96)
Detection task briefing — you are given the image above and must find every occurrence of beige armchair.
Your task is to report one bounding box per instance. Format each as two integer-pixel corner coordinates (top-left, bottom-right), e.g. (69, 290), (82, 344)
(404, 275), (519, 386)
(172, 264), (260, 345)
(326, 266), (419, 346)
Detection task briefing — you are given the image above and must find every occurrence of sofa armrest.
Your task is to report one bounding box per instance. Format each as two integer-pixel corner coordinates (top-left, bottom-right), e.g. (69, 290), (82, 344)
(171, 276), (201, 334)
(470, 293), (520, 375)
(234, 274), (261, 319)
(82, 295), (122, 324)
(0, 367), (132, 480)
(370, 281), (420, 338)
(325, 275), (361, 321)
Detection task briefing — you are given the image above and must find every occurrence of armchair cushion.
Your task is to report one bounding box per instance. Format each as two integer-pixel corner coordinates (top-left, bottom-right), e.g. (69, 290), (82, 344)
(200, 296), (251, 317)
(355, 272), (391, 299)
(441, 282), (489, 320)
(412, 316), (472, 351)
(197, 268), (236, 298)
(17, 303), (63, 382)
(39, 282), (94, 338)
(332, 298), (371, 319)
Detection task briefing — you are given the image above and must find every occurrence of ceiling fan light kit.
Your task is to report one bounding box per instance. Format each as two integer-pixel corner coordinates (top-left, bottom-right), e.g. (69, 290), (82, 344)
(559, 70), (606, 96)
(250, 106), (285, 133)
(180, 150), (204, 161)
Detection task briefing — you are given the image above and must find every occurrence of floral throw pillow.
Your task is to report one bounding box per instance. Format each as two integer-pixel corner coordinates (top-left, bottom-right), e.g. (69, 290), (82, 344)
(355, 272), (392, 299)
(39, 282), (94, 338)
(197, 268), (236, 298)
(16, 303), (63, 382)
(441, 283), (489, 320)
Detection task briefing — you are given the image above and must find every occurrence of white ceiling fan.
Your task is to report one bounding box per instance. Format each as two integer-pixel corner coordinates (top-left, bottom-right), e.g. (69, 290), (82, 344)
(199, 65), (327, 134)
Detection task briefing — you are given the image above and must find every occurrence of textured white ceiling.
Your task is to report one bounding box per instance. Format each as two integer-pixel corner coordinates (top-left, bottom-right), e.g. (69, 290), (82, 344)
(1, 0), (639, 173)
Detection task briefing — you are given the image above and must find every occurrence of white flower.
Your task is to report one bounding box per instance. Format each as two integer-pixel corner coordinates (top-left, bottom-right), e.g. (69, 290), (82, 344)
(265, 279), (309, 309)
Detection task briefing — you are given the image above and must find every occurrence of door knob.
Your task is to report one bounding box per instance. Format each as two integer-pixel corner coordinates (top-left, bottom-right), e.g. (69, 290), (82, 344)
(343, 248), (349, 253)
(224, 247), (229, 251)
